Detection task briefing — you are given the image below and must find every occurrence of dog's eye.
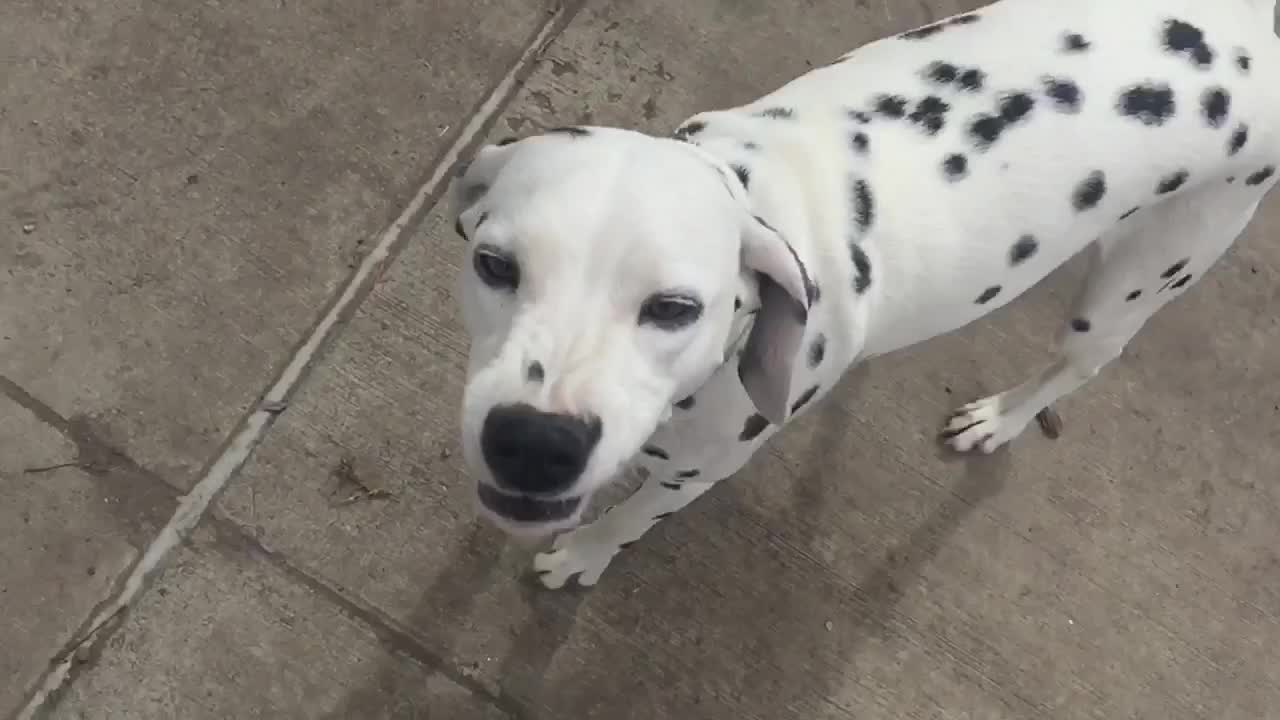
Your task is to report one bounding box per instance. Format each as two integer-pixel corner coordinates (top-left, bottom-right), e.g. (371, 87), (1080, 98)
(639, 294), (703, 330)
(473, 246), (520, 290)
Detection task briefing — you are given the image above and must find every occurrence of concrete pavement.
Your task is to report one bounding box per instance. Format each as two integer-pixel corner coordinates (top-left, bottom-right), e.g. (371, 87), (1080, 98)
(4, 0), (1280, 717)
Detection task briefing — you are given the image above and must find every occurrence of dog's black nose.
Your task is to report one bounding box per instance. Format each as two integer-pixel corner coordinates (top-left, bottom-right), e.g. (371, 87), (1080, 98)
(480, 404), (602, 495)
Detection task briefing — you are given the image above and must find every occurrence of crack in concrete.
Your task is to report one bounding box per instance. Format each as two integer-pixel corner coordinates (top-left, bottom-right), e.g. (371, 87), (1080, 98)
(0, 375), (181, 545)
(12, 1), (583, 717)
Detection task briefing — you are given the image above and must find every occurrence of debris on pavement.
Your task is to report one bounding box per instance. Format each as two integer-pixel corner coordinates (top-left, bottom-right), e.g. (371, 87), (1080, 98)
(258, 400), (289, 414)
(328, 455), (396, 507)
(1036, 407), (1063, 439)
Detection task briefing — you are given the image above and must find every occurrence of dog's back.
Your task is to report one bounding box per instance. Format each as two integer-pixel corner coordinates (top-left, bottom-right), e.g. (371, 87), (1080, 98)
(679, 0), (1280, 355)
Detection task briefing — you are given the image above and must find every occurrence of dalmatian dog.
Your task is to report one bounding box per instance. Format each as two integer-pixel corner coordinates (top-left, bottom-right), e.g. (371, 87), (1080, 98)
(451, 0), (1280, 589)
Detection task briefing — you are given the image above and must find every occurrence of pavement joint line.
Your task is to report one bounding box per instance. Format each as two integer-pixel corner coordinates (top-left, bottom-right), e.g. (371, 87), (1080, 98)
(13, 2), (576, 717)
(205, 513), (531, 720)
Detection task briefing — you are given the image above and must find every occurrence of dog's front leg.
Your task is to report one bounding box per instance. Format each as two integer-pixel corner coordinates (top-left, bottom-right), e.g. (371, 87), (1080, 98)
(533, 475), (717, 589)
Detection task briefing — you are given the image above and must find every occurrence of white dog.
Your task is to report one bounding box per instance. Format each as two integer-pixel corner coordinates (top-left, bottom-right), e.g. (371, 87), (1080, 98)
(451, 0), (1279, 589)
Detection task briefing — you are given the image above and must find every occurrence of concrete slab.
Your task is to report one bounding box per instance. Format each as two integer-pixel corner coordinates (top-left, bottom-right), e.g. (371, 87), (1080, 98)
(0, 0), (554, 489)
(48, 527), (510, 720)
(0, 0), (1256, 717)
(0, 390), (167, 713)
(206, 1), (1280, 718)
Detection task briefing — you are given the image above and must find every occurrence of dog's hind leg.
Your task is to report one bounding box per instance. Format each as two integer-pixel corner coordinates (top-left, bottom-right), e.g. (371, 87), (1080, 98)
(532, 474), (718, 589)
(944, 179), (1272, 454)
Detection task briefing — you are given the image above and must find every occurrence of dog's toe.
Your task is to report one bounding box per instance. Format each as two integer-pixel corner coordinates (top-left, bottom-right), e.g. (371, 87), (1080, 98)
(944, 394), (1027, 453)
(533, 530), (618, 589)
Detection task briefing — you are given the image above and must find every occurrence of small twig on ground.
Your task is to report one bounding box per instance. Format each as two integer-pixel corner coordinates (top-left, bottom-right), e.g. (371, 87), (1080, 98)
(23, 462), (88, 475)
(327, 456), (397, 507)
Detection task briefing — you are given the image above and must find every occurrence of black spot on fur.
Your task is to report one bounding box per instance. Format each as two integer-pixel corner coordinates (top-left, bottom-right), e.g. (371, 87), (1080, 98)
(1229, 124), (1249, 156)
(790, 385), (820, 415)
(901, 21), (946, 41)
(957, 68), (985, 92)
(851, 244), (872, 294)
(642, 445), (670, 460)
(1120, 206), (1141, 220)
(1236, 50), (1252, 73)
(547, 126), (591, 137)
(809, 334), (827, 368)
(852, 132), (869, 153)
(739, 414), (770, 442)
(757, 107), (794, 119)
(1246, 166), (1276, 186)
(969, 114), (1006, 149)
(925, 61), (959, 84)
(1117, 83), (1176, 126)
(1201, 87), (1231, 128)
(1157, 170), (1190, 194)
(1072, 171), (1107, 211)
(853, 180), (875, 231)
(732, 164), (751, 189)
(1126, 290), (1143, 301)
(998, 92), (1035, 123)
(976, 286), (1001, 304)
(1171, 274), (1193, 289)
(660, 482), (682, 490)
(496, 136), (519, 146)
(527, 362), (544, 383)
(1063, 33), (1091, 52)
(675, 395), (696, 410)
(676, 469), (701, 479)
(848, 109), (872, 124)
(899, 14), (979, 41)
(1162, 258), (1190, 279)
(743, 141), (760, 151)
(1071, 317), (1092, 332)
(1162, 19), (1215, 68)
(942, 153), (969, 181)
(908, 96), (950, 135)
(673, 120), (706, 140)
(1227, 176), (1236, 183)
(875, 95), (908, 118)
(1042, 77), (1082, 112)
(1009, 235), (1038, 265)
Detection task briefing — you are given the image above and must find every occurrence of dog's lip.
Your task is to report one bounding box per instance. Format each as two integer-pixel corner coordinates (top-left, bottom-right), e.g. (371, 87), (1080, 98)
(476, 484), (582, 523)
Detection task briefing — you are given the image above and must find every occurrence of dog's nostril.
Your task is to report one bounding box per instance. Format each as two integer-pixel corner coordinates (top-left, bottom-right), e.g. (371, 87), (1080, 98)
(527, 361), (545, 382)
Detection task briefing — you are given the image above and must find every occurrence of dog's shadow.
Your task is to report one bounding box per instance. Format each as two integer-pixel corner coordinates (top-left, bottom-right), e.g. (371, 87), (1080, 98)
(325, 368), (1011, 719)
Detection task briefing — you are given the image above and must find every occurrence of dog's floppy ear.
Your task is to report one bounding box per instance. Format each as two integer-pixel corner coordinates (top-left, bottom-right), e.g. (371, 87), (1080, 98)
(452, 138), (519, 241)
(737, 215), (816, 425)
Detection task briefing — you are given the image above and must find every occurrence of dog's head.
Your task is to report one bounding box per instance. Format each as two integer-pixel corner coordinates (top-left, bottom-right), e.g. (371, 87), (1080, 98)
(451, 126), (813, 536)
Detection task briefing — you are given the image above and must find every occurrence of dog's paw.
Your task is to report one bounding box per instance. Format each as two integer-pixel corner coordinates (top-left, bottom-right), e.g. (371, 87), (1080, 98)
(532, 529), (619, 589)
(943, 394), (1029, 454)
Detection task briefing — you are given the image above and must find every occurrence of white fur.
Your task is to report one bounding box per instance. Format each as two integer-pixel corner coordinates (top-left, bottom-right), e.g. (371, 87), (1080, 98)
(452, 0), (1280, 587)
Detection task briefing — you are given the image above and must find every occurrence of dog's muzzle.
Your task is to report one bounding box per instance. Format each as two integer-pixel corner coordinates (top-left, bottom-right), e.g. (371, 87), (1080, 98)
(477, 403), (601, 523)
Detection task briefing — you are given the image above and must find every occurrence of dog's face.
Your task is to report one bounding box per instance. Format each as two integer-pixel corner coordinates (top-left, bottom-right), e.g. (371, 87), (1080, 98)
(451, 127), (813, 537)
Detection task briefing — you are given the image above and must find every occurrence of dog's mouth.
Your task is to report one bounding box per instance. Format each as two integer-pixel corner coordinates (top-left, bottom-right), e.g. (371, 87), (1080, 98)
(476, 484), (583, 524)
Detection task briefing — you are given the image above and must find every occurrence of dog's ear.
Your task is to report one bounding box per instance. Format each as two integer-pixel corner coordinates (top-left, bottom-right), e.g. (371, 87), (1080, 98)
(452, 138), (520, 241)
(737, 215), (816, 425)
